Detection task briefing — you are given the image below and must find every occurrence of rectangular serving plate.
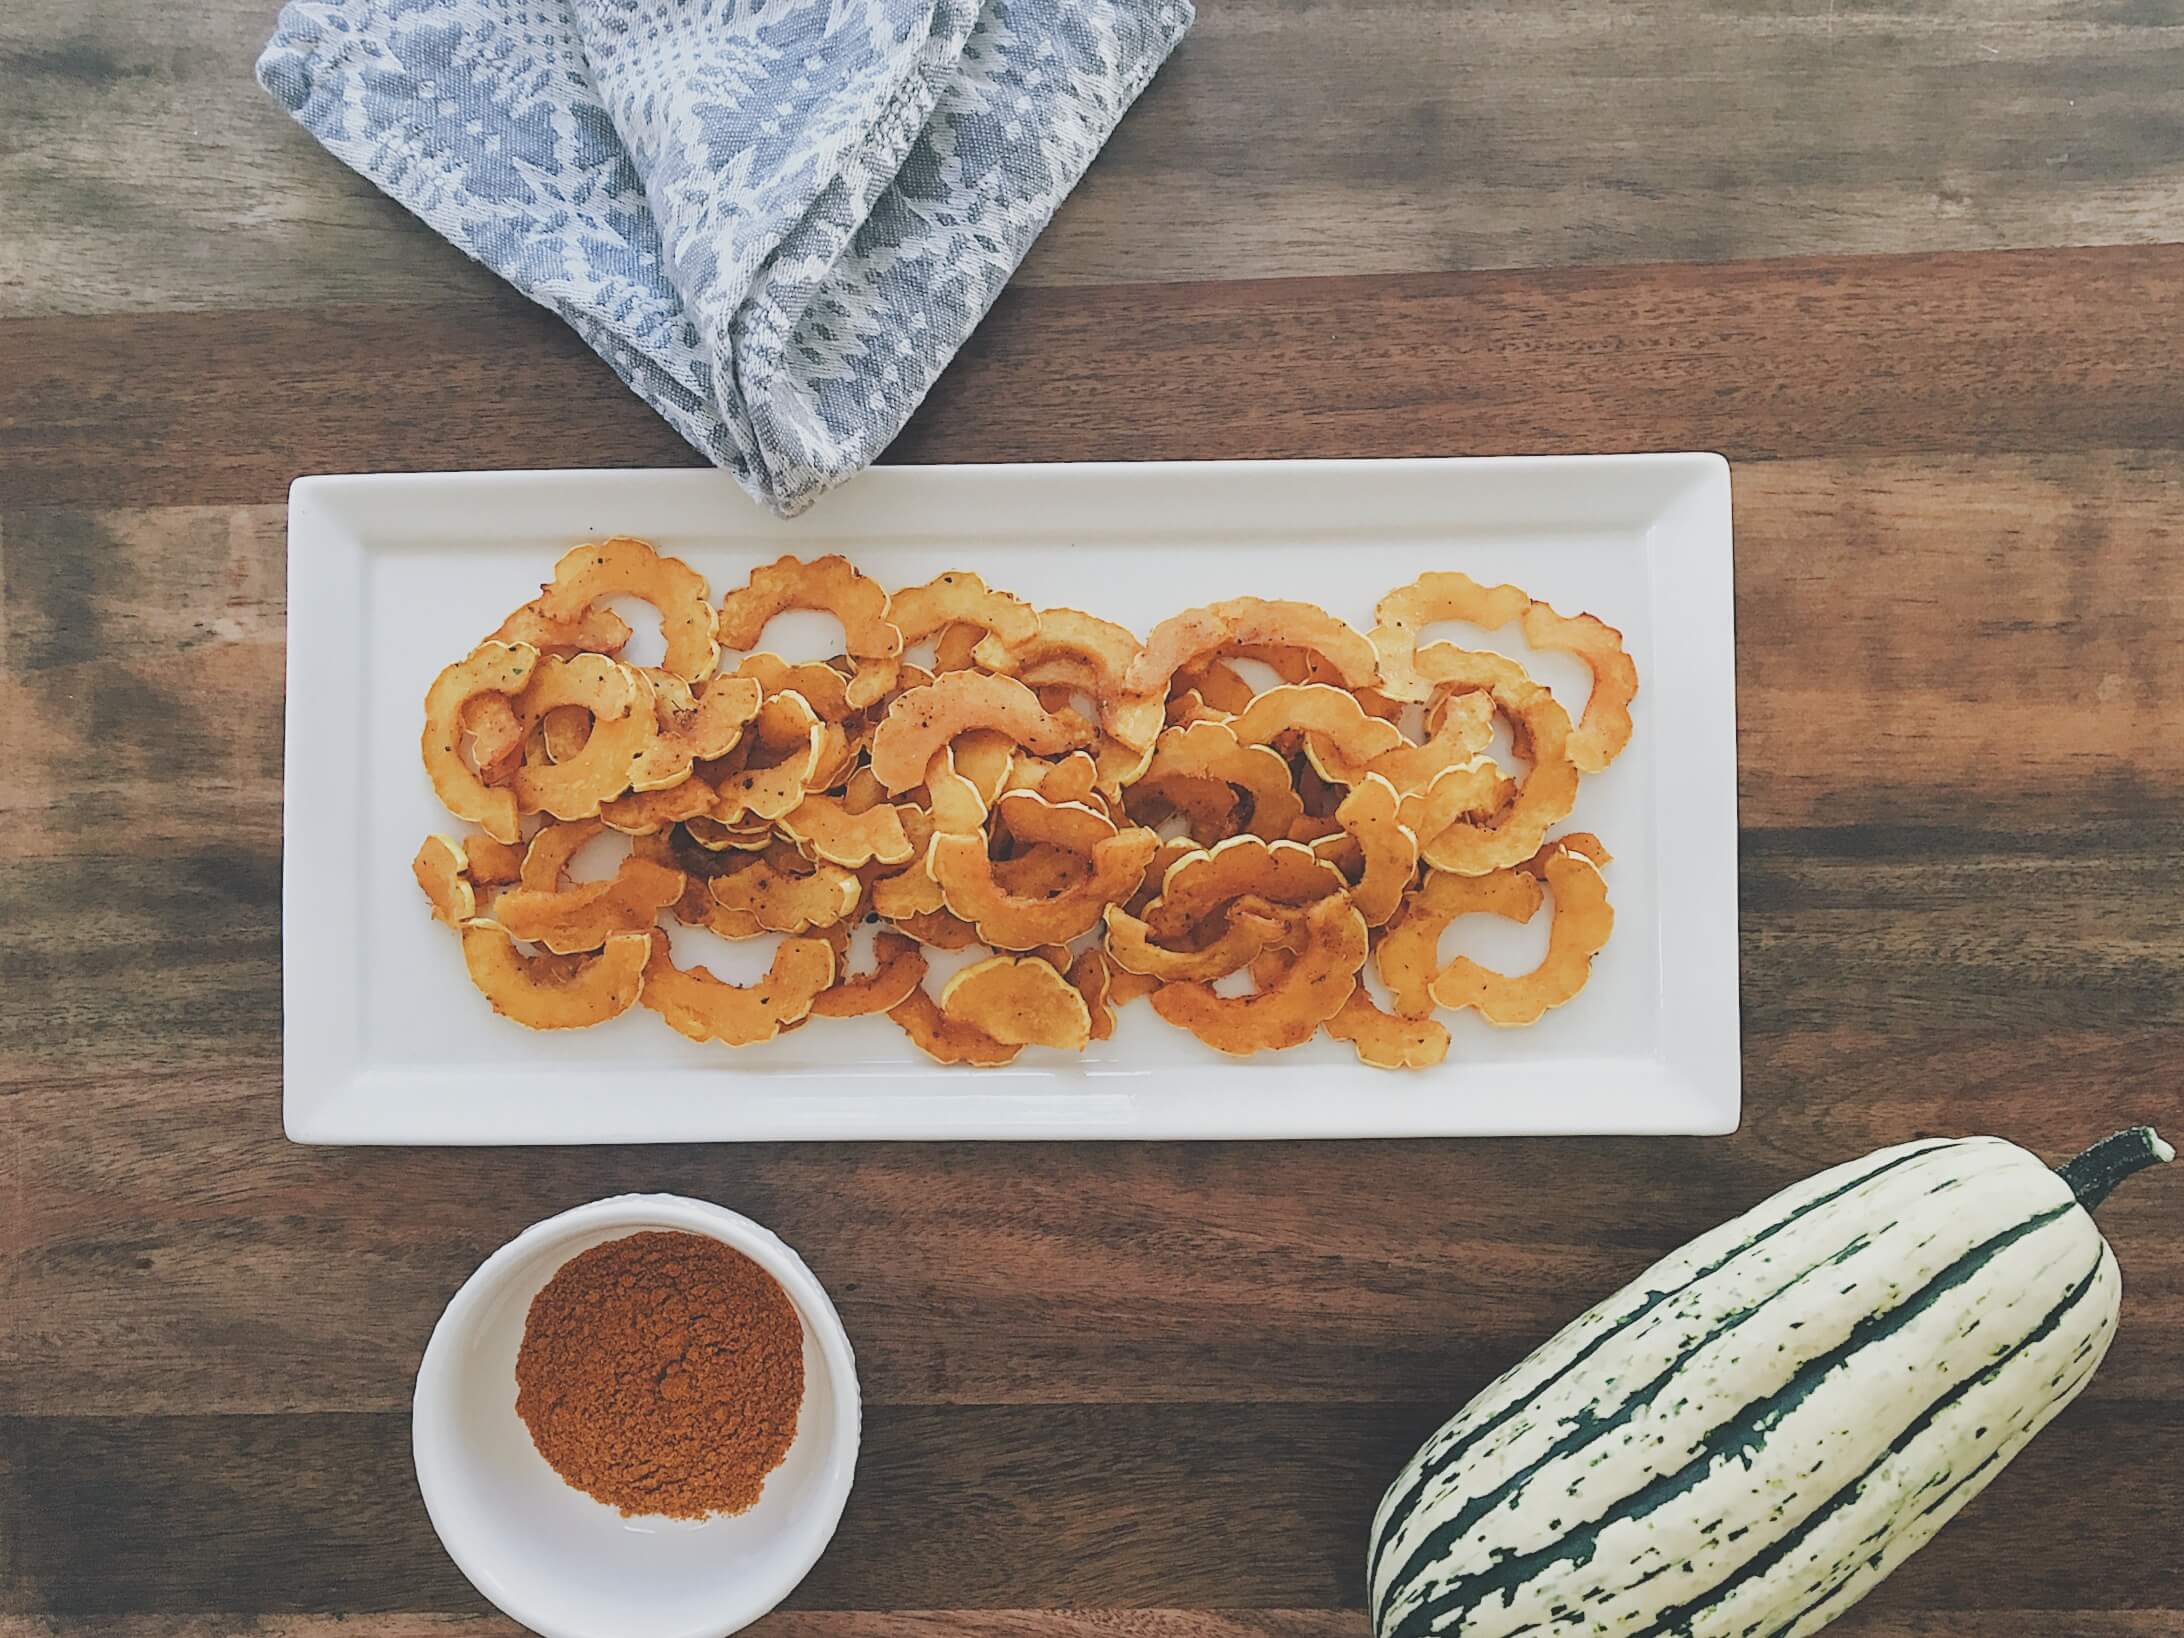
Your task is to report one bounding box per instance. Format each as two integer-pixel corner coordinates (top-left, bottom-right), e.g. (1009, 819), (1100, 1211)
(283, 456), (1737, 1142)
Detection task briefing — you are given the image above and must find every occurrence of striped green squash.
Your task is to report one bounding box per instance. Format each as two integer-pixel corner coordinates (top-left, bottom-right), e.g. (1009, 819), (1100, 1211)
(1369, 1127), (2171, 1638)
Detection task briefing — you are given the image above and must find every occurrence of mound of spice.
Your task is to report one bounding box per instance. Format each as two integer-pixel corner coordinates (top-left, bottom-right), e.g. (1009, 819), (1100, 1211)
(514, 1229), (804, 1518)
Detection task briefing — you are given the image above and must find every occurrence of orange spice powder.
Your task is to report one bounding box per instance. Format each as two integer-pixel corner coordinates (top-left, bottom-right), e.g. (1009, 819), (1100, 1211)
(514, 1229), (804, 1518)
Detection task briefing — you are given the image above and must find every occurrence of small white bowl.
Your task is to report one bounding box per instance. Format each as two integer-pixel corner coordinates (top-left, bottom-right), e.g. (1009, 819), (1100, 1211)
(413, 1194), (860, 1638)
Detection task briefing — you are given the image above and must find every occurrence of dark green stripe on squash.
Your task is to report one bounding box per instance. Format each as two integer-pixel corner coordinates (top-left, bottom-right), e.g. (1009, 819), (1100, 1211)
(1368, 1139), (1962, 1595)
(1378, 1226), (1891, 1621)
(1385, 1202), (2074, 1638)
(1631, 1253), (2107, 1638)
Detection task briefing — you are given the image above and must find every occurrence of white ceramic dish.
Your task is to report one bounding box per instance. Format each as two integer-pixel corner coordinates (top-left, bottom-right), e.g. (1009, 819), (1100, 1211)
(284, 455), (1739, 1142)
(412, 1194), (859, 1638)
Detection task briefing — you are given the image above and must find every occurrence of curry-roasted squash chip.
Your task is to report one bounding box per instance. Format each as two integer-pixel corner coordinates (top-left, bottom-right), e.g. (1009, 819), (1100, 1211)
(536, 537), (719, 682)
(459, 923), (650, 1029)
(716, 554), (902, 708)
(640, 928), (835, 1046)
(939, 955), (1093, 1051)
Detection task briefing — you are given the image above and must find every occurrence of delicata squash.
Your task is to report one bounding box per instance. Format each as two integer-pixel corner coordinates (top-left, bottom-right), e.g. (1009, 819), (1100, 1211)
(1369, 1129), (2173, 1638)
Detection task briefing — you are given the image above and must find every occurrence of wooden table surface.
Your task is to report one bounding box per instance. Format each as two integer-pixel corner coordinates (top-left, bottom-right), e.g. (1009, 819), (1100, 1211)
(4, 2), (2181, 1633)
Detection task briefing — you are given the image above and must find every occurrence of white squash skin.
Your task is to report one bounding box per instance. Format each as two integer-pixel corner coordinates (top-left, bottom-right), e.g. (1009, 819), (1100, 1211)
(1721, 1241), (2116, 1638)
(1770, 1253), (2114, 1638)
(1370, 1137), (1962, 1562)
(1370, 1137), (2121, 1638)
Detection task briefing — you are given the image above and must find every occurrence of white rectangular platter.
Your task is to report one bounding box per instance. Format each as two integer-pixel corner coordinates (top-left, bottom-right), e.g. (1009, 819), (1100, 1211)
(284, 456), (1738, 1143)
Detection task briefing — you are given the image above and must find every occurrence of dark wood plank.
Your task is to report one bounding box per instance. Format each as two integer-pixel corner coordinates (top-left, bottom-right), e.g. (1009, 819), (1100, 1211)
(3, 1402), (2178, 1616)
(5, 1618), (2175, 1638)
(6, 246), (2181, 511)
(7, 449), (2182, 848)
(5, 445), (2181, 1423)
(1732, 451), (2184, 825)
(6, 1064), (2179, 1420)
(7, 1), (2184, 317)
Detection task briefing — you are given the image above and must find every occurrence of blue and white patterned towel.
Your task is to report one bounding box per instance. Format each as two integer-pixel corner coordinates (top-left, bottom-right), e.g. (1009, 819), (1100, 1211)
(258, 0), (1191, 514)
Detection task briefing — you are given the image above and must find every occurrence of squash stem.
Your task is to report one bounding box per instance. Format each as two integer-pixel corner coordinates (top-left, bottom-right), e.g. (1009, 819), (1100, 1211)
(2058, 1127), (2174, 1211)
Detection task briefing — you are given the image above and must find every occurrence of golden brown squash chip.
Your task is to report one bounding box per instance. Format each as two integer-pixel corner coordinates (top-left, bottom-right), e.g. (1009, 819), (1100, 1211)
(992, 844), (1093, 899)
(1148, 891), (1368, 1055)
(1091, 731), (1157, 801)
(1131, 719), (1304, 843)
(1309, 689), (1495, 796)
(540, 702), (593, 763)
(682, 814), (775, 852)
(707, 851), (861, 934)
(808, 930), (927, 1018)
(1520, 602), (1637, 773)
(716, 554), (902, 708)
(1524, 830), (1611, 871)
(1129, 780), (1239, 841)
(1109, 965), (1162, 1007)
(462, 693), (531, 787)
(640, 928), (835, 1046)
(917, 746), (990, 836)
(948, 728), (1014, 804)
(520, 817), (607, 891)
(1172, 658), (1258, 716)
(600, 775), (717, 836)
(462, 834), (525, 886)
(808, 722), (857, 791)
(929, 812), (1159, 950)
(628, 673), (764, 791)
(940, 955), (1093, 1051)
(779, 791), (913, 867)
(711, 690), (826, 823)
(1139, 833), (1349, 943)
(412, 835), (476, 925)
(889, 571), (1039, 654)
(886, 987), (1021, 1065)
(867, 671), (1091, 793)
(1325, 984), (1451, 1069)
(1009, 750), (1102, 809)
(887, 907), (984, 949)
(509, 655), (660, 821)
(1287, 812), (1346, 845)
(865, 801), (947, 919)
(1398, 758), (1515, 843)
(732, 652), (857, 723)
(869, 873), (947, 921)
(1123, 836), (1201, 917)
(491, 856), (686, 954)
(1226, 684), (1406, 773)
(1069, 947), (1120, 1041)
(1429, 844), (1613, 1024)
(1125, 598), (1381, 705)
(459, 923), (649, 1029)
(490, 600), (633, 659)
(990, 788), (1119, 855)
(1374, 866), (1546, 1019)
(1368, 572), (1530, 703)
(422, 641), (539, 843)
(1330, 774), (1419, 927)
(1102, 897), (1288, 983)
(1412, 673), (1580, 877)
(535, 537), (718, 682)
(976, 607), (1164, 751)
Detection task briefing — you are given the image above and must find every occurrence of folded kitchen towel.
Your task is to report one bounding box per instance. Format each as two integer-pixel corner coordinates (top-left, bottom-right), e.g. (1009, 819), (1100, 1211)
(258, 0), (1191, 514)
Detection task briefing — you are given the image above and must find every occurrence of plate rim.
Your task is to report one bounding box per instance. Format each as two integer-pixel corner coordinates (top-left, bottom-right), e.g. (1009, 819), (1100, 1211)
(283, 453), (1738, 1144)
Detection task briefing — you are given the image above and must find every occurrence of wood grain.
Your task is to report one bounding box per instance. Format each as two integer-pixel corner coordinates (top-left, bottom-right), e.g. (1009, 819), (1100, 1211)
(5, 437), (2181, 1435)
(5, 1), (2184, 317)
(3, 1403), (2177, 1615)
(6, 10), (2184, 1623)
(5, 1619), (2177, 1638)
(6, 245), (2182, 511)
